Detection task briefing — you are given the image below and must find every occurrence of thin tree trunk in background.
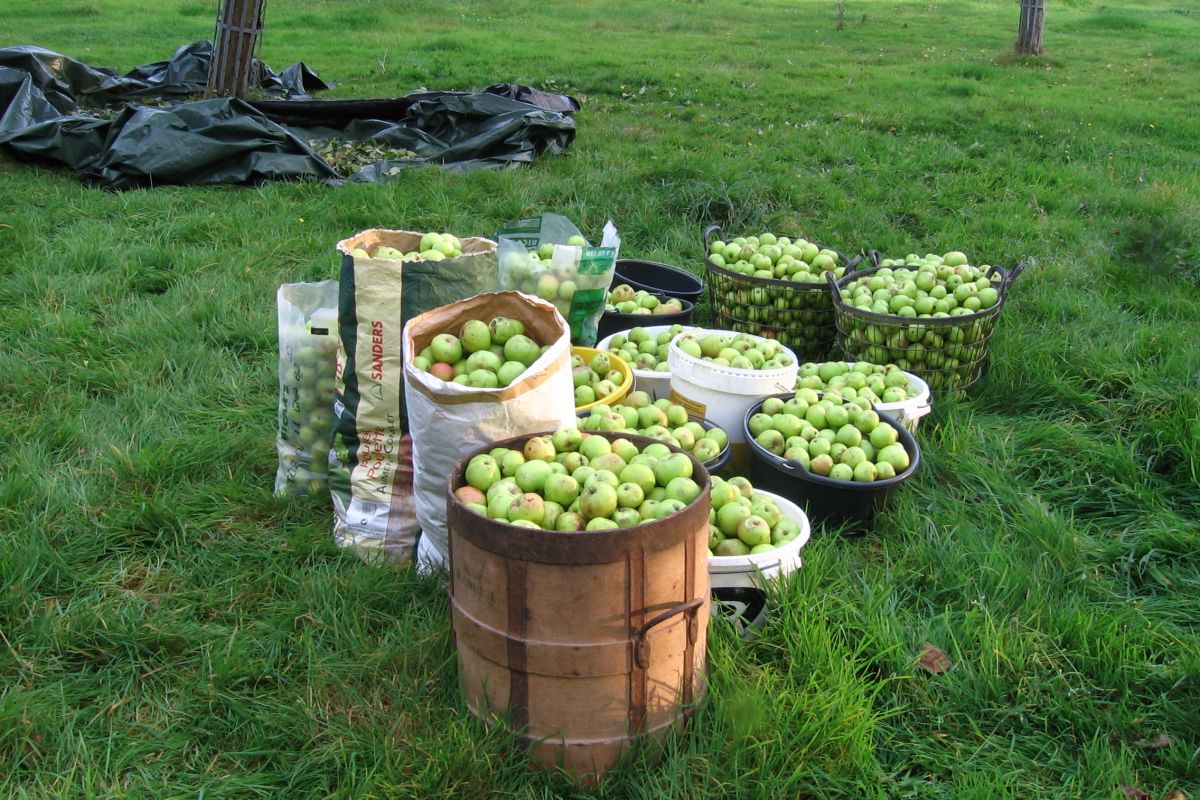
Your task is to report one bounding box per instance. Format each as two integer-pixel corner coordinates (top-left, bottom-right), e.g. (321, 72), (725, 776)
(1016, 0), (1046, 55)
(209, 0), (267, 97)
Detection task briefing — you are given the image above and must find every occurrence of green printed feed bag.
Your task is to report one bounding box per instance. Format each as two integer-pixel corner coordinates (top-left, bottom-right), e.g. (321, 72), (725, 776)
(330, 229), (498, 562)
(496, 213), (620, 346)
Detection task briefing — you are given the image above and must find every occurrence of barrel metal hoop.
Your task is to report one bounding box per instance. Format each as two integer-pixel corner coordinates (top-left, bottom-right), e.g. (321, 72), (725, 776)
(628, 546), (648, 733)
(506, 556), (530, 729)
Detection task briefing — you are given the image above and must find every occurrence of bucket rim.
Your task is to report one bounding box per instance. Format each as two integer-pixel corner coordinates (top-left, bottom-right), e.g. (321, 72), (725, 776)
(613, 258), (706, 298)
(667, 329), (801, 385)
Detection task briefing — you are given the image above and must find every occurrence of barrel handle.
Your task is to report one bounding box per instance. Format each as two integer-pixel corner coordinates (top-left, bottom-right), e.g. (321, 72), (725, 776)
(633, 597), (704, 669)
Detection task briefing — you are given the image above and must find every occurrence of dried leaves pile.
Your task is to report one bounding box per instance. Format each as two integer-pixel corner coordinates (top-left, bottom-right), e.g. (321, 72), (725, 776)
(307, 138), (419, 177)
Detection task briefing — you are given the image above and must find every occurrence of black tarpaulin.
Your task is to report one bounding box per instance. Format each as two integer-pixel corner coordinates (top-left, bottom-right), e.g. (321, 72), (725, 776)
(0, 42), (577, 188)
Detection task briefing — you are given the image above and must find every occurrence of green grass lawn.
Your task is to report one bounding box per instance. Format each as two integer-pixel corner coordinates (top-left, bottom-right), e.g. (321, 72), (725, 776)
(2, 0), (1198, 797)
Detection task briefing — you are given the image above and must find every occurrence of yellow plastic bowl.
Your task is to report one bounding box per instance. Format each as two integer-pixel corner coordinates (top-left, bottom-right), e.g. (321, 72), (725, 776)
(572, 346), (634, 413)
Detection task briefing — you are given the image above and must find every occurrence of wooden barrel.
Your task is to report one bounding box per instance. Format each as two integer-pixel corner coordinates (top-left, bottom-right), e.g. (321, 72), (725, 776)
(446, 431), (711, 780)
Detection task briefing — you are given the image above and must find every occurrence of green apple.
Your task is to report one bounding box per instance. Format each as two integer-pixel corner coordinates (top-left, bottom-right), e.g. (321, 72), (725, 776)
(465, 455), (500, 492)
(578, 482), (618, 520)
(523, 436), (556, 461)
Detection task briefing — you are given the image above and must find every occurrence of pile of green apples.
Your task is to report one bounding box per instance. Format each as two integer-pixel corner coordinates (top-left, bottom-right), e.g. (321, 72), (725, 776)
(350, 232), (464, 262)
(278, 332), (338, 495)
(604, 284), (686, 316)
(795, 360), (917, 405)
(747, 389), (912, 482)
(675, 331), (795, 371)
(413, 316), (547, 388)
(455, 429), (704, 531)
(707, 475), (803, 557)
(707, 233), (846, 284)
(572, 350), (627, 407)
(837, 252), (1003, 388)
(841, 252), (1001, 317)
(604, 324), (693, 373)
(578, 391), (729, 463)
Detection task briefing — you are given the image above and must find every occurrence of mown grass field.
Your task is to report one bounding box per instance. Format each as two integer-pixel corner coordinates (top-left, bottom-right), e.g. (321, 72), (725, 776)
(2, 0), (1198, 797)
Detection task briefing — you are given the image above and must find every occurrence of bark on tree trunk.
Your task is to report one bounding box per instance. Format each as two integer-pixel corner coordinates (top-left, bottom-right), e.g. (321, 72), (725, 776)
(209, 0), (267, 97)
(1016, 0), (1046, 56)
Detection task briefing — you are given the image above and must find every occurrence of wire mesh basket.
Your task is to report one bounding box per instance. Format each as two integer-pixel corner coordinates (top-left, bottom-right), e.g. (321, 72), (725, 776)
(828, 255), (1025, 392)
(702, 224), (861, 361)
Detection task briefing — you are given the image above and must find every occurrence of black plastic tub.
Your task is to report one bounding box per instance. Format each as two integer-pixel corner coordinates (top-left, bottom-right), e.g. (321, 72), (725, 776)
(596, 297), (695, 341)
(577, 408), (731, 475)
(742, 394), (920, 530)
(613, 259), (705, 304)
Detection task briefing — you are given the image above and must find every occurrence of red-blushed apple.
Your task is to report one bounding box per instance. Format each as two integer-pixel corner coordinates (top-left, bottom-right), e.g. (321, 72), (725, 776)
(455, 485), (486, 506)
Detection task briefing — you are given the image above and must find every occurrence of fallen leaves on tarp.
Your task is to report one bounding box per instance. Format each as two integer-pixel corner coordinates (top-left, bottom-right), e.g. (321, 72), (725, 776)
(308, 139), (418, 177)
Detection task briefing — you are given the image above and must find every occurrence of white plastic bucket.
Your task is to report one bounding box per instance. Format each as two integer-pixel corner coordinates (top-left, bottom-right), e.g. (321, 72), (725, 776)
(596, 324), (696, 400)
(668, 329), (799, 468)
(794, 368), (933, 432)
(709, 490), (811, 636)
(708, 490), (811, 589)
(875, 371), (932, 432)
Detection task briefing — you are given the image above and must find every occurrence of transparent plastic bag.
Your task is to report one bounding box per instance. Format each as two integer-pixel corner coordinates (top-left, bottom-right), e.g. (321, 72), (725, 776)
(275, 280), (339, 496)
(496, 213), (620, 346)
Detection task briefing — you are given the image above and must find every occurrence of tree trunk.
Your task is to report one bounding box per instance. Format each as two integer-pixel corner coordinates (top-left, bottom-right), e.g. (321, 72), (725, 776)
(1016, 0), (1046, 56)
(209, 0), (267, 97)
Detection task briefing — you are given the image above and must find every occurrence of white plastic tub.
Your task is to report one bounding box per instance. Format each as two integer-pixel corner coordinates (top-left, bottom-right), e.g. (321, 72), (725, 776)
(876, 371), (932, 432)
(709, 489), (811, 635)
(595, 324), (696, 400)
(708, 490), (811, 590)
(668, 329), (799, 468)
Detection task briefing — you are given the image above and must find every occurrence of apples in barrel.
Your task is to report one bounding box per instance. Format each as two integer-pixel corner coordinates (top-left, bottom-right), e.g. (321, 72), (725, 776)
(457, 429), (705, 532)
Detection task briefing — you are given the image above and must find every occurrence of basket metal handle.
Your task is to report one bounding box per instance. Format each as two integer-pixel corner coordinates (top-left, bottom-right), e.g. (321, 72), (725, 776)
(701, 224), (723, 249)
(1003, 260), (1028, 293)
(824, 269), (845, 306)
(867, 249), (882, 268)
